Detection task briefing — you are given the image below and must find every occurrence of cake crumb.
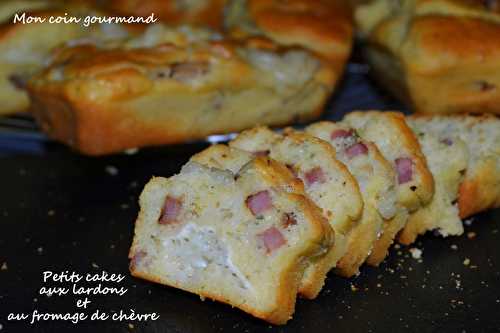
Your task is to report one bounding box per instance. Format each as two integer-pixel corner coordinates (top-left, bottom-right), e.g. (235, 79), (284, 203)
(124, 148), (139, 155)
(394, 244), (401, 249)
(91, 262), (99, 269)
(467, 232), (476, 239)
(0, 323), (3, 330)
(464, 218), (474, 226)
(105, 165), (119, 176)
(37, 247), (43, 254)
(463, 258), (471, 266)
(128, 323), (134, 330)
(409, 248), (422, 259)
(450, 244), (458, 250)
(120, 203), (130, 210)
(0, 262), (7, 271)
(47, 210), (55, 216)
(350, 284), (358, 292)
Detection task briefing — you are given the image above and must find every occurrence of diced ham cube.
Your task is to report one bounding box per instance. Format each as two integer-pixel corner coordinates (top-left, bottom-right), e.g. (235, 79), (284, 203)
(395, 157), (414, 184)
(159, 196), (183, 225)
(285, 164), (299, 178)
(304, 167), (326, 186)
(330, 129), (353, 140)
(258, 227), (287, 254)
(253, 150), (270, 157)
(345, 142), (368, 159)
(246, 190), (273, 216)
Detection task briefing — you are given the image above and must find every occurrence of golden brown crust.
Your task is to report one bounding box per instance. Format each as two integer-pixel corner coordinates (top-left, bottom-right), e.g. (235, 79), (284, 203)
(356, 0), (500, 114)
(130, 268), (298, 325)
(28, 29), (335, 155)
(336, 205), (383, 277)
(367, 209), (408, 265)
(247, 0), (354, 61)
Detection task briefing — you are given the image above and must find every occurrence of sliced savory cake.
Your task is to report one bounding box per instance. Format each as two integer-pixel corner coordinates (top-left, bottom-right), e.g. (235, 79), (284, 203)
(305, 121), (403, 267)
(400, 121), (469, 242)
(229, 126), (365, 291)
(408, 114), (500, 219)
(343, 111), (435, 245)
(129, 157), (333, 324)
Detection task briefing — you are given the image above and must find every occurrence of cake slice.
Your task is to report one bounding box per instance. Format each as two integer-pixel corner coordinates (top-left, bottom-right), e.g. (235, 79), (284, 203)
(229, 127), (366, 290)
(305, 121), (404, 267)
(129, 157), (333, 325)
(343, 111), (435, 245)
(408, 114), (500, 219)
(400, 120), (469, 241)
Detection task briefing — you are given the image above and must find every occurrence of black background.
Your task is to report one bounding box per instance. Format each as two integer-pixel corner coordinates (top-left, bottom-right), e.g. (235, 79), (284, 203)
(0, 47), (499, 333)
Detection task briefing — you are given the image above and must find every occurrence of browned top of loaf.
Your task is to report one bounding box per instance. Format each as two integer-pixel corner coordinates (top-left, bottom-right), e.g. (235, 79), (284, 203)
(247, 0), (353, 61)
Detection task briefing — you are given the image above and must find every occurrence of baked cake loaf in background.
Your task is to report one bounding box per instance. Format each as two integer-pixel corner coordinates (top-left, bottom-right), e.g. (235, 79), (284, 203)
(225, 0), (354, 88)
(27, 22), (343, 155)
(0, 0), (139, 115)
(355, 0), (500, 114)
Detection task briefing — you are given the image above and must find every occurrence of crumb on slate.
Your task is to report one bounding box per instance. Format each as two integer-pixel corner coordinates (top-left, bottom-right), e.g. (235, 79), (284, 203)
(47, 210), (55, 216)
(105, 165), (119, 176)
(463, 258), (471, 266)
(37, 247), (43, 254)
(350, 284), (358, 292)
(128, 323), (135, 330)
(464, 218), (474, 226)
(124, 148), (139, 155)
(0, 262), (7, 271)
(467, 232), (477, 239)
(409, 248), (422, 259)
(450, 244), (458, 250)
(91, 262), (99, 269)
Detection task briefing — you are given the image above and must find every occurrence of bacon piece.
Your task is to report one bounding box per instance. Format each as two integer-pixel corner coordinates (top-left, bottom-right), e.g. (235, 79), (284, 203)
(246, 190), (273, 216)
(345, 142), (368, 159)
(440, 138), (453, 146)
(258, 227), (286, 254)
(282, 213), (297, 228)
(159, 196), (183, 225)
(170, 62), (209, 82)
(253, 150), (270, 157)
(395, 157), (414, 184)
(330, 129), (353, 140)
(304, 167), (326, 186)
